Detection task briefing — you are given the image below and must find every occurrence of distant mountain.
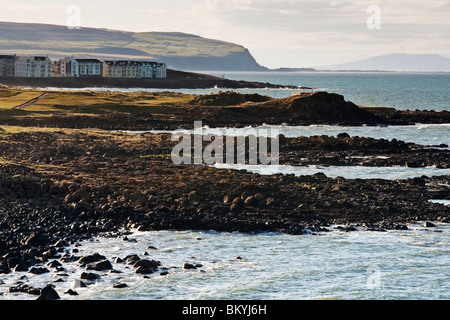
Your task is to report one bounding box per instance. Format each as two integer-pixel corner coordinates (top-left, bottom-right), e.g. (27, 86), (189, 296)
(0, 21), (266, 71)
(317, 54), (450, 72)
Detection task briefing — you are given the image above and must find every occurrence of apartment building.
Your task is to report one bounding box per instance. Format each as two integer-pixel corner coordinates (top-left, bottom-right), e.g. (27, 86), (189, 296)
(14, 56), (52, 77)
(76, 59), (102, 77)
(52, 56), (79, 77)
(0, 55), (16, 77)
(103, 60), (167, 79)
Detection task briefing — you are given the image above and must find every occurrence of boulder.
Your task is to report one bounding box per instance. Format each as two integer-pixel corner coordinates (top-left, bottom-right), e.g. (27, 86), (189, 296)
(244, 196), (258, 206)
(86, 259), (113, 271)
(25, 232), (49, 246)
(78, 253), (107, 266)
(36, 285), (60, 300)
(134, 259), (160, 274)
(80, 272), (100, 281)
(29, 267), (50, 275)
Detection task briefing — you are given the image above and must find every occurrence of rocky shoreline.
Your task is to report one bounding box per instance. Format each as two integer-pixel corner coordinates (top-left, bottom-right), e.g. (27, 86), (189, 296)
(0, 129), (449, 292)
(0, 69), (298, 90)
(0, 91), (448, 299)
(1, 92), (449, 131)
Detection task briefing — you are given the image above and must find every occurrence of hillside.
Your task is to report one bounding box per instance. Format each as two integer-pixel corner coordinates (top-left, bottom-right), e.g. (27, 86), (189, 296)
(317, 54), (450, 72)
(0, 21), (266, 71)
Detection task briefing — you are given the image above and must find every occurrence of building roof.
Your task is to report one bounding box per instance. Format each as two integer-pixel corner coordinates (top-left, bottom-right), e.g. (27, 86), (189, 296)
(103, 60), (163, 66)
(0, 55), (16, 59)
(75, 59), (102, 63)
(34, 56), (49, 61)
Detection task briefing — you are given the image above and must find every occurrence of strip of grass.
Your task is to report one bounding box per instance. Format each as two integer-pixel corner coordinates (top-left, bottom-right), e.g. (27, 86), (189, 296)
(22, 90), (195, 114)
(0, 91), (43, 109)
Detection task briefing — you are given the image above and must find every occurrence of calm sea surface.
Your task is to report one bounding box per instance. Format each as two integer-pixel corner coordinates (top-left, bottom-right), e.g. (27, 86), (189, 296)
(3, 73), (448, 300)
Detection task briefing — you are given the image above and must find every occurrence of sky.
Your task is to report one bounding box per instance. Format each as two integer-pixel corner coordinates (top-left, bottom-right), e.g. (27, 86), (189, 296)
(0, 0), (449, 68)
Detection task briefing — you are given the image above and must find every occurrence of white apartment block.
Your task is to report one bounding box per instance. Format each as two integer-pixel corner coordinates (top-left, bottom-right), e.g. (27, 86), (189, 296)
(103, 60), (167, 79)
(52, 56), (79, 77)
(15, 56), (52, 77)
(76, 59), (102, 77)
(4, 54), (167, 79)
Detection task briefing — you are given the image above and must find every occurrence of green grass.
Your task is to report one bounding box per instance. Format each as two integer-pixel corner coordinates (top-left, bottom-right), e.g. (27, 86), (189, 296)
(0, 91), (43, 109)
(0, 89), (195, 116)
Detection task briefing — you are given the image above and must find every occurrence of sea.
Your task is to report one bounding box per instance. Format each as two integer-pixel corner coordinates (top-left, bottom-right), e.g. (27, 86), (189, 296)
(1, 72), (449, 301)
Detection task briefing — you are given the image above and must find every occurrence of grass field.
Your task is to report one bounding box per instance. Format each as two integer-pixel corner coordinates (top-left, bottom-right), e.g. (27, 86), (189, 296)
(0, 91), (43, 109)
(0, 87), (196, 116)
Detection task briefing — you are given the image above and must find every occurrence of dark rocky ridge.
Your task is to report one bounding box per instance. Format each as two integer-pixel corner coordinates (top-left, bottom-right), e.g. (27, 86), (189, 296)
(0, 69), (291, 90)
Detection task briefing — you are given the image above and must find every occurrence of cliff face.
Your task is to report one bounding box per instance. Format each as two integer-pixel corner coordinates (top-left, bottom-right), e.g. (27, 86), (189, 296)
(0, 21), (266, 71)
(155, 50), (266, 71)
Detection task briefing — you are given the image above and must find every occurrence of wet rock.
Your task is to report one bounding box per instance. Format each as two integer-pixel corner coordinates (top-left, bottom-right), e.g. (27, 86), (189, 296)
(36, 284), (60, 300)
(337, 132), (350, 139)
(425, 221), (436, 228)
(183, 263), (203, 270)
(124, 254), (141, 265)
(8, 284), (40, 296)
(47, 260), (62, 268)
(230, 197), (245, 214)
(113, 283), (128, 289)
(78, 253), (107, 267)
(73, 279), (87, 288)
(183, 263), (196, 270)
(244, 196), (258, 206)
(134, 259), (161, 274)
(80, 272), (100, 281)
(25, 232), (49, 247)
(86, 259), (113, 271)
(0, 263), (11, 274)
(29, 267), (50, 275)
(64, 289), (79, 296)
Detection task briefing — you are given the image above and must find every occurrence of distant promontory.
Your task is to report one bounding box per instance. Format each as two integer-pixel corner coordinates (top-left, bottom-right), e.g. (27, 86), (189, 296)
(0, 21), (266, 72)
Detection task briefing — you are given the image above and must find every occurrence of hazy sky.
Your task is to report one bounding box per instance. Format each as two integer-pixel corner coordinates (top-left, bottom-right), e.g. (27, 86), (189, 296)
(1, 0), (449, 68)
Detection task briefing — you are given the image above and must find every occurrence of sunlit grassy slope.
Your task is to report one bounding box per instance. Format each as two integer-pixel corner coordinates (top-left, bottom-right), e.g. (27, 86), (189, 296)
(0, 87), (195, 116)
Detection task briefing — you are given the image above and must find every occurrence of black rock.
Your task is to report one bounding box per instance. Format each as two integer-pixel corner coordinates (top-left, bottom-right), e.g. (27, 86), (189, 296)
(64, 289), (79, 296)
(29, 267), (50, 275)
(134, 259), (161, 274)
(337, 132), (350, 139)
(86, 259), (113, 271)
(124, 254), (141, 264)
(47, 260), (62, 268)
(80, 272), (100, 281)
(25, 232), (49, 247)
(36, 284), (60, 300)
(8, 284), (40, 295)
(425, 221), (436, 228)
(78, 253), (107, 266)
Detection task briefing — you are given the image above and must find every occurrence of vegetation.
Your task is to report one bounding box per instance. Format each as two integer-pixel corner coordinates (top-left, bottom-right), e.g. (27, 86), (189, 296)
(188, 91), (272, 106)
(0, 87), (197, 116)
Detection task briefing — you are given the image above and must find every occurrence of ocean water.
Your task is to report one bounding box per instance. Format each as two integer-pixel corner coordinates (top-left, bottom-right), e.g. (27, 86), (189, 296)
(2, 73), (449, 301)
(205, 71), (450, 112)
(1, 224), (449, 300)
(35, 72), (450, 111)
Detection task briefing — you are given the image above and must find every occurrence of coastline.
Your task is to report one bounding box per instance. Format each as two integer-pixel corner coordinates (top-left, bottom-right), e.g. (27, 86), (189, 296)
(0, 86), (448, 299)
(0, 69), (297, 90)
